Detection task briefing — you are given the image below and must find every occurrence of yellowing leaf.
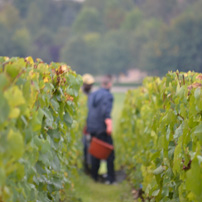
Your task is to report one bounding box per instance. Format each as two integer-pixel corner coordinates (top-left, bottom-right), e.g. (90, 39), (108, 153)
(4, 86), (25, 107)
(61, 64), (67, 71)
(4, 56), (9, 61)
(43, 77), (49, 83)
(9, 107), (20, 118)
(25, 56), (34, 65)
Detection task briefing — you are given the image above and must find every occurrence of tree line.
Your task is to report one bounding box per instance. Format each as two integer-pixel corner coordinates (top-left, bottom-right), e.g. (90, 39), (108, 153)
(0, 0), (202, 75)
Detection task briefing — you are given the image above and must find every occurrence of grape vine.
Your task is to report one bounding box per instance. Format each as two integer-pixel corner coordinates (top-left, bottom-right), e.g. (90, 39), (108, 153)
(116, 71), (202, 201)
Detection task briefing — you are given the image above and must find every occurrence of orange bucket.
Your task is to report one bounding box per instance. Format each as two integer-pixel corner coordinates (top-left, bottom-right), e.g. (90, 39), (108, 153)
(89, 137), (114, 159)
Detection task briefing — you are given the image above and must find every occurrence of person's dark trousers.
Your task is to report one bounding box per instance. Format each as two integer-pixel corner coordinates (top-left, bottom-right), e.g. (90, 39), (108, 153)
(91, 132), (115, 183)
(91, 155), (100, 181)
(84, 141), (89, 171)
(107, 148), (115, 183)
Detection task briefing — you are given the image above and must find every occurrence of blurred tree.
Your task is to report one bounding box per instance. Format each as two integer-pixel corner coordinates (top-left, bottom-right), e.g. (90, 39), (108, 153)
(133, 0), (146, 5)
(61, 34), (100, 74)
(84, 0), (135, 31)
(25, 2), (42, 34)
(121, 8), (143, 30)
(130, 19), (163, 70)
(0, 0), (201, 75)
(0, 23), (31, 57)
(53, 27), (71, 62)
(72, 7), (104, 34)
(11, 27), (32, 57)
(24, 0), (82, 62)
(103, 0), (135, 30)
(25, 0), (81, 33)
(96, 31), (132, 74)
(0, 23), (13, 56)
(106, 0), (135, 10)
(54, 27), (70, 47)
(32, 28), (55, 62)
(37, 0), (81, 32)
(0, 3), (20, 29)
(13, 0), (32, 18)
(168, 13), (202, 72)
(84, 0), (108, 12)
(177, 0), (199, 12)
(187, 0), (202, 15)
(104, 5), (125, 30)
(58, 1), (82, 27)
(141, 12), (202, 74)
(141, 0), (178, 22)
(61, 31), (132, 75)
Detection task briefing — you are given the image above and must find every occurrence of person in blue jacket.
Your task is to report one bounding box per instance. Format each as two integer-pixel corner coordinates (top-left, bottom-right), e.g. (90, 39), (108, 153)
(87, 75), (115, 184)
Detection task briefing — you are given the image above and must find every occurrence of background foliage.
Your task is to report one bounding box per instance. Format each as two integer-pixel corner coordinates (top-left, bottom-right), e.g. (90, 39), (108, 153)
(0, 0), (202, 75)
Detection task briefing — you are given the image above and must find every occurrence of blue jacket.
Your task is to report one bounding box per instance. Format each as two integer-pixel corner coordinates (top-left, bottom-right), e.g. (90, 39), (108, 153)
(87, 88), (113, 134)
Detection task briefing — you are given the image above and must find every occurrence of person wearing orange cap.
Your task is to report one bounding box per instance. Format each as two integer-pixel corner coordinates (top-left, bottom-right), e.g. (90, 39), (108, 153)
(82, 73), (95, 174)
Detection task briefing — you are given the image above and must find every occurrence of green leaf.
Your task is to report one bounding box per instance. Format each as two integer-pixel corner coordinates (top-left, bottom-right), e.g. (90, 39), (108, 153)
(7, 130), (24, 159)
(180, 103), (186, 118)
(197, 155), (202, 165)
(0, 167), (6, 186)
(15, 163), (24, 180)
(173, 138), (182, 174)
(0, 73), (9, 90)
(153, 165), (165, 175)
(4, 58), (25, 79)
(33, 136), (42, 149)
(63, 112), (73, 127)
(152, 189), (160, 196)
(43, 108), (54, 123)
(23, 81), (31, 101)
(174, 124), (183, 140)
(52, 177), (63, 190)
(176, 86), (185, 99)
(193, 124), (202, 144)
(50, 99), (60, 112)
(186, 158), (202, 200)
(0, 93), (9, 124)
(51, 154), (61, 171)
(194, 124), (202, 134)
(38, 152), (52, 166)
(31, 108), (44, 131)
(194, 88), (201, 99)
(41, 139), (51, 154)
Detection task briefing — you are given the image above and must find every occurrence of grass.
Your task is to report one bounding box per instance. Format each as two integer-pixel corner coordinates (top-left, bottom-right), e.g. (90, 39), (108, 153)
(73, 171), (134, 202)
(112, 92), (126, 130)
(94, 82), (141, 88)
